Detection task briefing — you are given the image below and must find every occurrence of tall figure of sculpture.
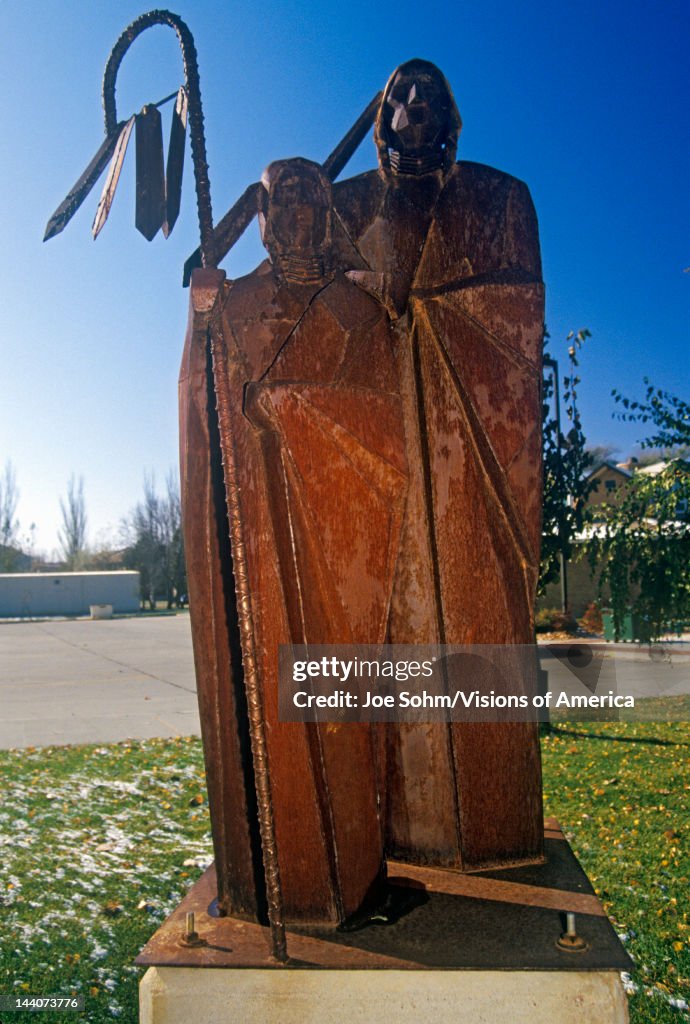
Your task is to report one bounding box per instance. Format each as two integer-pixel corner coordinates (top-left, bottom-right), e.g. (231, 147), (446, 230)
(180, 158), (407, 925)
(334, 60), (546, 871)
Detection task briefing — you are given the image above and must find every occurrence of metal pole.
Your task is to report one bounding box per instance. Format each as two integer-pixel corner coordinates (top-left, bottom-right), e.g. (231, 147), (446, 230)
(102, 10), (287, 962)
(544, 356), (569, 614)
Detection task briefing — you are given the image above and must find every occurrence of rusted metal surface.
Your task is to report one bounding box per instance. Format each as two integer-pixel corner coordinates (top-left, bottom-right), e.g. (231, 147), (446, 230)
(136, 865), (420, 970)
(136, 822), (632, 972)
(179, 270), (265, 923)
(210, 297), (288, 958)
(179, 58), (545, 935)
(101, 8), (215, 263)
(182, 80), (547, 928)
(388, 864), (606, 917)
(333, 60), (545, 871)
(135, 105), (166, 240)
(164, 86), (188, 237)
(46, 11), (213, 254)
(186, 160), (404, 930)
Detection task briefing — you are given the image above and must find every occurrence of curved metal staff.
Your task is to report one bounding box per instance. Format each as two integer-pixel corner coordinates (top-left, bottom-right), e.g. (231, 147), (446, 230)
(44, 8), (288, 964)
(101, 9), (214, 259)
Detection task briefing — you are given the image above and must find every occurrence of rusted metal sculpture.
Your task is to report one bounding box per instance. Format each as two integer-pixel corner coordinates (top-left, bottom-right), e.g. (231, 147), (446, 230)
(45, 9), (546, 959)
(181, 91), (382, 286)
(183, 61), (544, 936)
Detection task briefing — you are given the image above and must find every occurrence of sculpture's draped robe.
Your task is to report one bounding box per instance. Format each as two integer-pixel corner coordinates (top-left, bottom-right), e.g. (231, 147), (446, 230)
(181, 262), (407, 922)
(334, 161), (546, 869)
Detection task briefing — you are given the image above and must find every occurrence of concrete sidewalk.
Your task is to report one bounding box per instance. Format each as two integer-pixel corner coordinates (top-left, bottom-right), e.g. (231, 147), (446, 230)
(0, 614), (200, 749)
(3, 618), (688, 751)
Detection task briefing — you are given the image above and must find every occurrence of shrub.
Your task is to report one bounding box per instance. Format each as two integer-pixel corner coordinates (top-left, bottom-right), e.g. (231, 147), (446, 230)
(579, 601), (603, 634)
(535, 607), (578, 634)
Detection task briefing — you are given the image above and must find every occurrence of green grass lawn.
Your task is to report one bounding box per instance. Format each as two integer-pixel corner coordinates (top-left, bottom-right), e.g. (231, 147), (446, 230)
(0, 726), (688, 1023)
(542, 721), (690, 1022)
(0, 738), (211, 1023)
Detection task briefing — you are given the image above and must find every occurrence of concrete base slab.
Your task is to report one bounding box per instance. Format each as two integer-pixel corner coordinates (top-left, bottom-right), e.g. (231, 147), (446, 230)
(139, 965), (629, 1024)
(137, 821), (631, 1022)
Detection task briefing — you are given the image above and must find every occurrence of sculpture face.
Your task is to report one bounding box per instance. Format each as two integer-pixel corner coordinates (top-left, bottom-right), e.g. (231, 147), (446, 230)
(384, 63), (450, 155)
(259, 159), (333, 282)
(269, 173), (328, 252)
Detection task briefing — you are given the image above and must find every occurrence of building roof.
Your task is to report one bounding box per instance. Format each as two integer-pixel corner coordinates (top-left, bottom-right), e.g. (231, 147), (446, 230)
(586, 461), (632, 479)
(0, 570), (139, 580)
(636, 458), (690, 477)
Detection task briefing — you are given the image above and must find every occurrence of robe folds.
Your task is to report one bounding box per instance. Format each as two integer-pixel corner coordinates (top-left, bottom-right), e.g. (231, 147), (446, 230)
(181, 157), (547, 927)
(334, 161), (546, 869)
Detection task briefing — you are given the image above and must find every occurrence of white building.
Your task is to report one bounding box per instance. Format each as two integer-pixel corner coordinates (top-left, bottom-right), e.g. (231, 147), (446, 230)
(0, 571), (140, 618)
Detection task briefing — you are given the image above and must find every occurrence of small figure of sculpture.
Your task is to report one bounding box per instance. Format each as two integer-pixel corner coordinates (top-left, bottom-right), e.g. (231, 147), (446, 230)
(181, 158), (408, 926)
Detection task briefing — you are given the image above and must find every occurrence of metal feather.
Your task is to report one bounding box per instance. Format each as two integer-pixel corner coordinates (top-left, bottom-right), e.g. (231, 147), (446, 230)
(163, 87), (188, 237)
(135, 105), (166, 241)
(92, 116), (136, 239)
(44, 127), (124, 241)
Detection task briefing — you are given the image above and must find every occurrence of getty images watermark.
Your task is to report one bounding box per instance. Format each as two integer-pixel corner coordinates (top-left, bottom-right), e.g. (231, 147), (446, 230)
(278, 643), (690, 723)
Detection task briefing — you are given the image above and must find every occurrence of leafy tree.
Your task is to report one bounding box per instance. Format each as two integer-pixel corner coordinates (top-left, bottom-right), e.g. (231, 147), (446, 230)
(587, 460), (690, 641)
(587, 381), (690, 640)
(58, 475), (88, 569)
(613, 379), (690, 449)
(539, 329), (593, 594)
(123, 472), (186, 609)
(0, 460), (21, 571)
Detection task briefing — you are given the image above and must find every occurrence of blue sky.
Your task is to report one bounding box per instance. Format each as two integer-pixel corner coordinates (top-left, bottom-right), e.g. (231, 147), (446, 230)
(1, 0), (687, 555)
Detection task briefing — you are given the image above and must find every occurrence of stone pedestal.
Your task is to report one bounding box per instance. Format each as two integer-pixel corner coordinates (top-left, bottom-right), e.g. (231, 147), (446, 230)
(140, 966), (628, 1024)
(137, 819), (630, 1023)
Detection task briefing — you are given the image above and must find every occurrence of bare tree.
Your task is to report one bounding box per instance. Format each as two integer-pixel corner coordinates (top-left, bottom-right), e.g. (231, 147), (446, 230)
(585, 444), (620, 468)
(123, 471), (186, 609)
(124, 473), (160, 608)
(0, 461), (21, 571)
(161, 471), (186, 607)
(58, 475), (88, 569)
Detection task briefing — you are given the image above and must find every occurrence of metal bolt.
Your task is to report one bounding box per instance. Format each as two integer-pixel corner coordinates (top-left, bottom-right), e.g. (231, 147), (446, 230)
(556, 912), (589, 952)
(180, 910), (206, 948)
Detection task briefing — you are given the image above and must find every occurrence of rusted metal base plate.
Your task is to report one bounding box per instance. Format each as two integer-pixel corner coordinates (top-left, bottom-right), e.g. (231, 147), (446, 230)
(136, 819), (632, 971)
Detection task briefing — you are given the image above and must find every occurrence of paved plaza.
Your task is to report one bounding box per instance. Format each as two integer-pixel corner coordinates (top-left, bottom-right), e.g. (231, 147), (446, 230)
(1, 615), (688, 749)
(0, 614), (199, 748)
